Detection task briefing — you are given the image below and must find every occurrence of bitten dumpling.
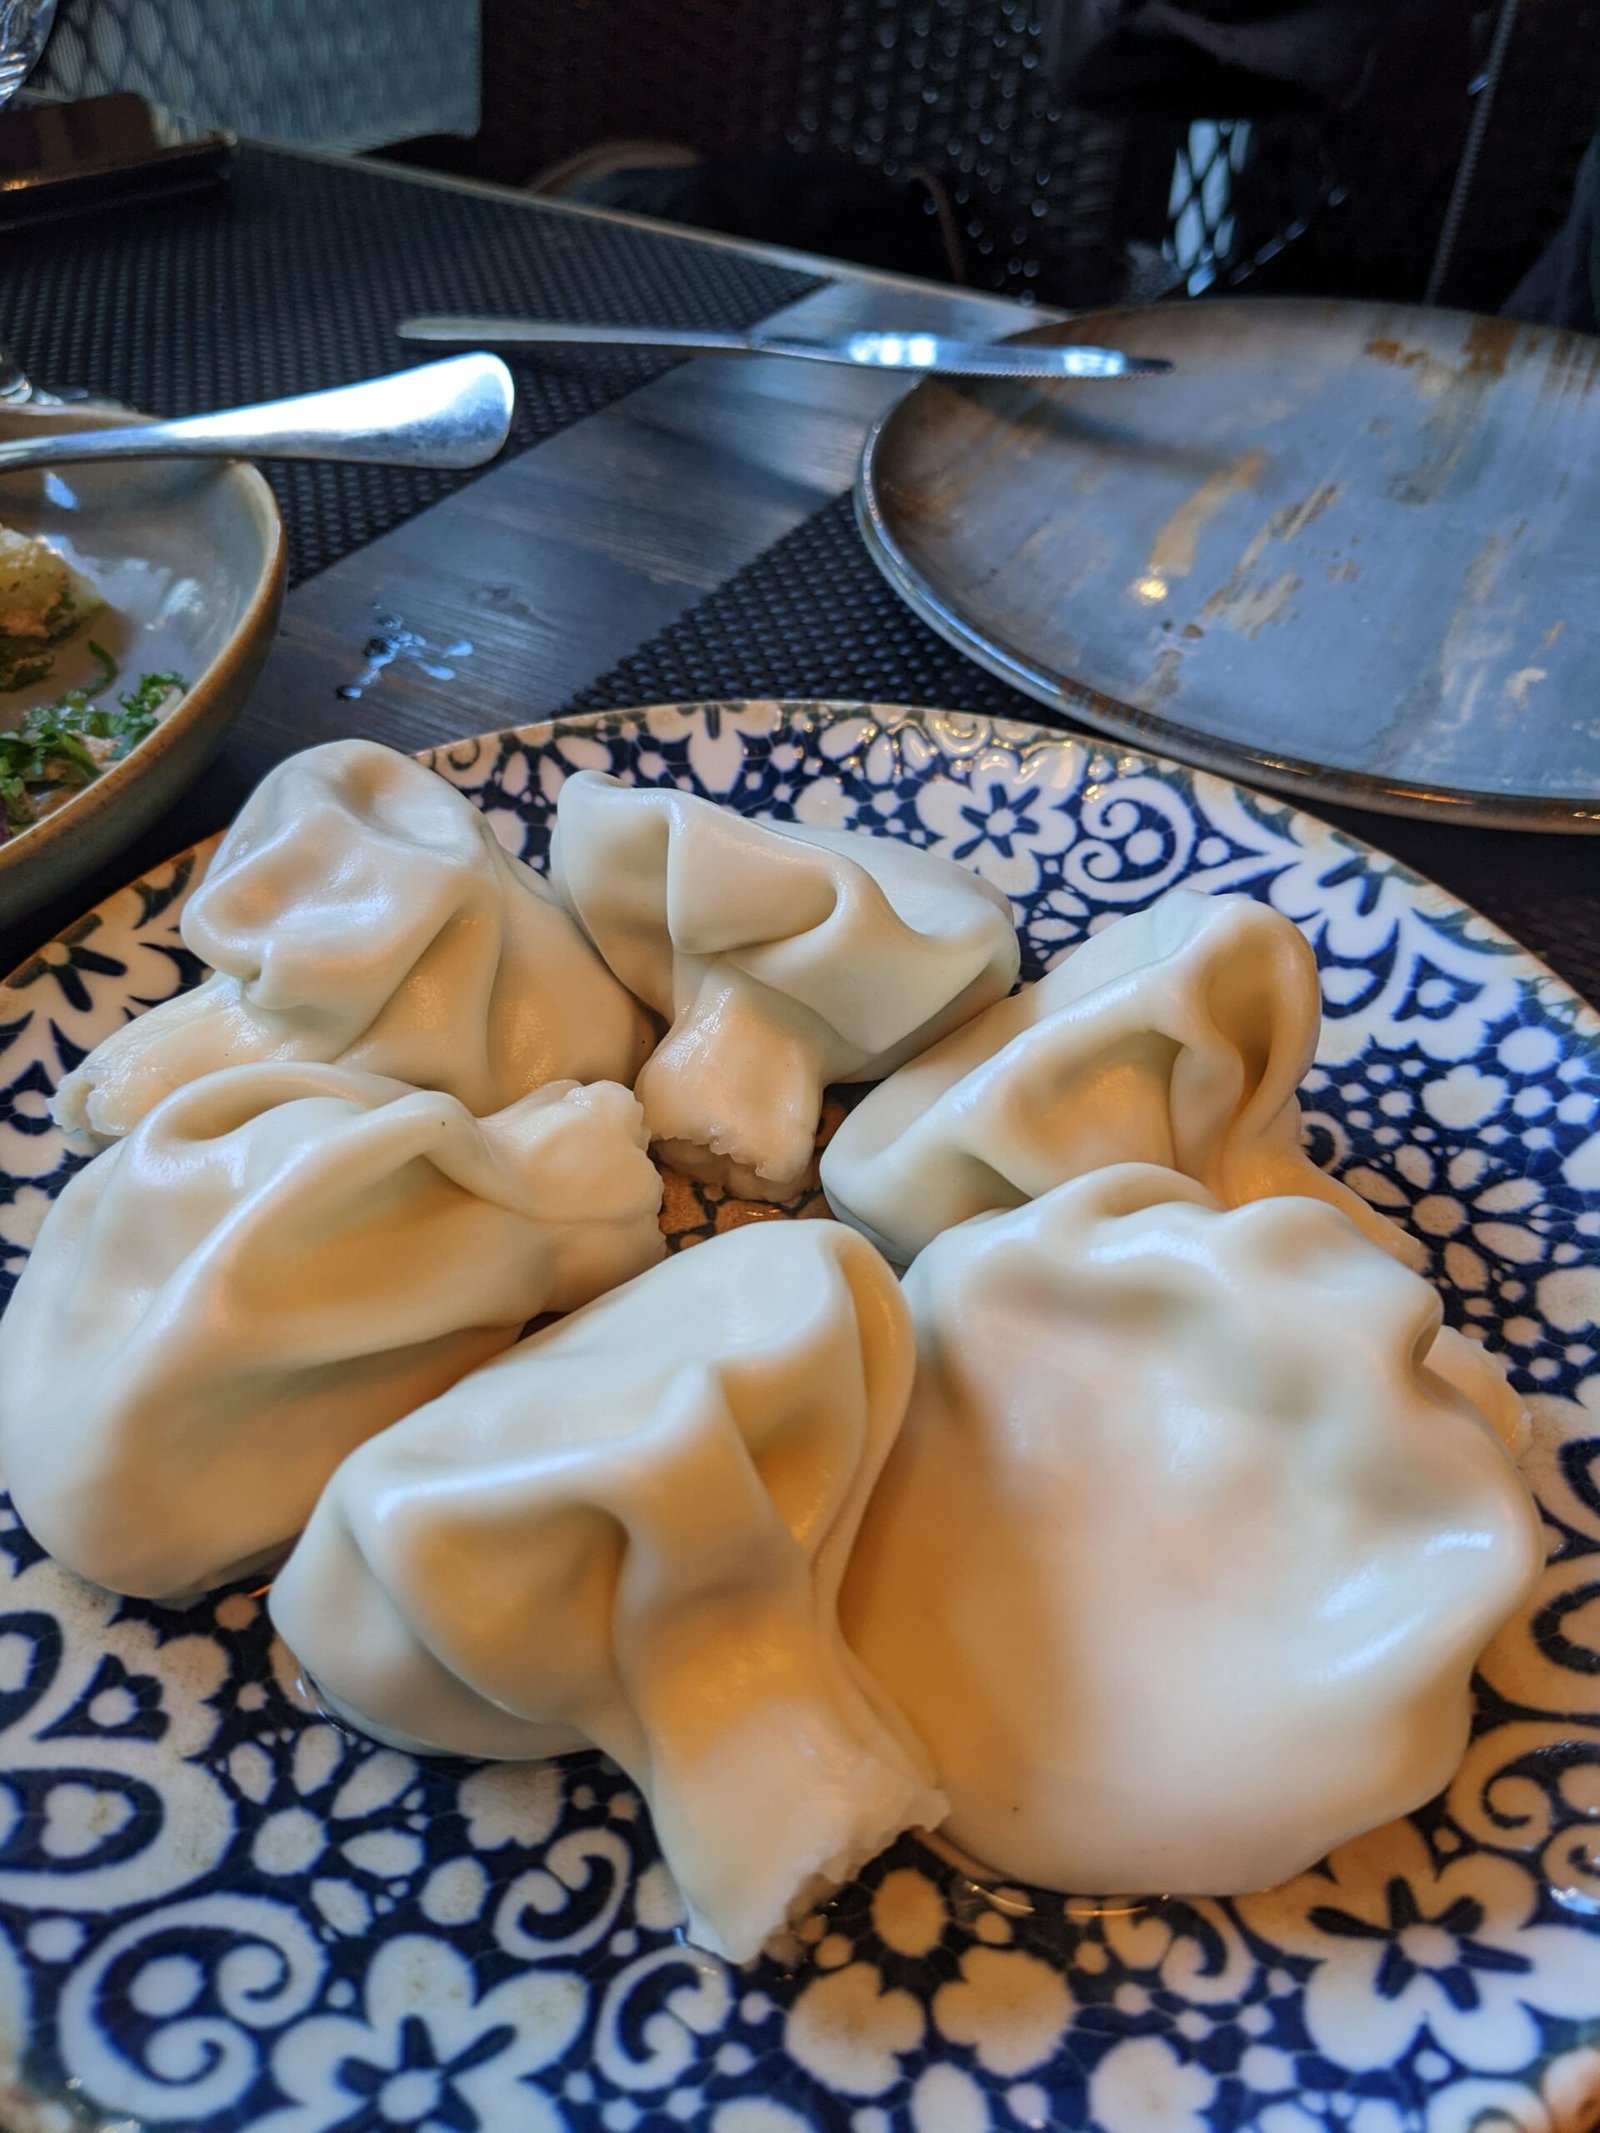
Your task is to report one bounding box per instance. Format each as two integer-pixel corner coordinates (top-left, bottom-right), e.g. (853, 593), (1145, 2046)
(51, 739), (654, 1148)
(842, 1165), (1542, 1897)
(548, 771), (1020, 1199)
(821, 887), (1413, 1265)
(0, 1065), (665, 1600)
(269, 1220), (946, 1962)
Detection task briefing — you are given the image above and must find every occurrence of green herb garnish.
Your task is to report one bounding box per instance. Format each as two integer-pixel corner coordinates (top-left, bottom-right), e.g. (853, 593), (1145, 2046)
(0, 648), (184, 836)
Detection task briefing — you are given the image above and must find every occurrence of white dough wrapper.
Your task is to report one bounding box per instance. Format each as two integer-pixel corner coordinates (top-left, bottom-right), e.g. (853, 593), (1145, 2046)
(0, 1064), (664, 1600)
(842, 1165), (1542, 1898)
(269, 1219), (947, 1963)
(548, 770), (1020, 1200)
(820, 886), (1417, 1266)
(51, 739), (654, 1148)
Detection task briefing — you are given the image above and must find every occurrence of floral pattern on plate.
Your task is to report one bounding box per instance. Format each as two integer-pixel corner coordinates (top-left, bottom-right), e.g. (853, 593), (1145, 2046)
(0, 702), (1596, 2133)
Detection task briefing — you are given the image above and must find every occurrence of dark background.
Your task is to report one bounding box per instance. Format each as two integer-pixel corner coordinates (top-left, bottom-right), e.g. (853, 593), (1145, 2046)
(31, 0), (1600, 323)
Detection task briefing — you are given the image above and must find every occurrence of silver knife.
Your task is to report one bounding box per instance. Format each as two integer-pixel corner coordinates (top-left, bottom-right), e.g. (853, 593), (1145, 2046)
(396, 315), (1172, 380)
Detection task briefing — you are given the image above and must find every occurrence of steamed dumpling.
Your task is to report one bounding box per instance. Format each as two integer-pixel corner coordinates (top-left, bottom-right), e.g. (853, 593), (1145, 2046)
(548, 771), (1020, 1199)
(821, 887), (1412, 1266)
(842, 1165), (1541, 1896)
(52, 739), (654, 1148)
(0, 1065), (664, 1600)
(269, 1220), (946, 1962)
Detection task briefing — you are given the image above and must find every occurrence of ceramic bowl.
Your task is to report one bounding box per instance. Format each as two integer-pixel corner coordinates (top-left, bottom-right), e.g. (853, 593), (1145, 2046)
(0, 399), (284, 920)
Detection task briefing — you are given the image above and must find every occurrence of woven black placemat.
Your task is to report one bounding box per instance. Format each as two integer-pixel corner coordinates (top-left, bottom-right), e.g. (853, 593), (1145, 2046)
(566, 491), (1600, 1007)
(566, 490), (1047, 723)
(0, 147), (819, 584)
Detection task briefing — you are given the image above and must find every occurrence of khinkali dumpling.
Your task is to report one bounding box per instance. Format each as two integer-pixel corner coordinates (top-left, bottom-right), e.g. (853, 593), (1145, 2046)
(548, 771), (1020, 1199)
(842, 1165), (1541, 1897)
(269, 1220), (946, 1962)
(0, 1065), (664, 1600)
(821, 887), (1412, 1265)
(52, 740), (653, 1148)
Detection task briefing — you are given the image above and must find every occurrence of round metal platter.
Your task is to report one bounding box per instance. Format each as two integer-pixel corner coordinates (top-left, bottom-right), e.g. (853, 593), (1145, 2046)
(857, 299), (1600, 831)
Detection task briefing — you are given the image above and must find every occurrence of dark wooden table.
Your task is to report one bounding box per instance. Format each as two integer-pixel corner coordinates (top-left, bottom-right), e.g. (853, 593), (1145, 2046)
(3, 153), (1595, 1003)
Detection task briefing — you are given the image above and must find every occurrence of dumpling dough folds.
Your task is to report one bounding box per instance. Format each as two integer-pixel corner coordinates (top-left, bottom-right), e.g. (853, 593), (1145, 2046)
(52, 739), (653, 1147)
(0, 1065), (664, 1600)
(270, 1220), (946, 1962)
(821, 887), (1413, 1265)
(843, 1165), (1541, 1897)
(549, 771), (1020, 1199)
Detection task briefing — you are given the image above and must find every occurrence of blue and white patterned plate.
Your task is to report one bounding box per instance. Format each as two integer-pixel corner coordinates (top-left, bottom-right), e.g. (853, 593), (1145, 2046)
(0, 702), (1598, 2133)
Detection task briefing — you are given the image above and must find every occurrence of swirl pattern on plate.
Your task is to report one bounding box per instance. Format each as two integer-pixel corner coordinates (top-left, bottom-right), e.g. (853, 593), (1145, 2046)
(0, 702), (1596, 2133)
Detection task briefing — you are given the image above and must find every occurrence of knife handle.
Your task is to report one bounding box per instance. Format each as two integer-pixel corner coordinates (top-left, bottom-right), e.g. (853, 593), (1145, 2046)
(398, 317), (758, 357)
